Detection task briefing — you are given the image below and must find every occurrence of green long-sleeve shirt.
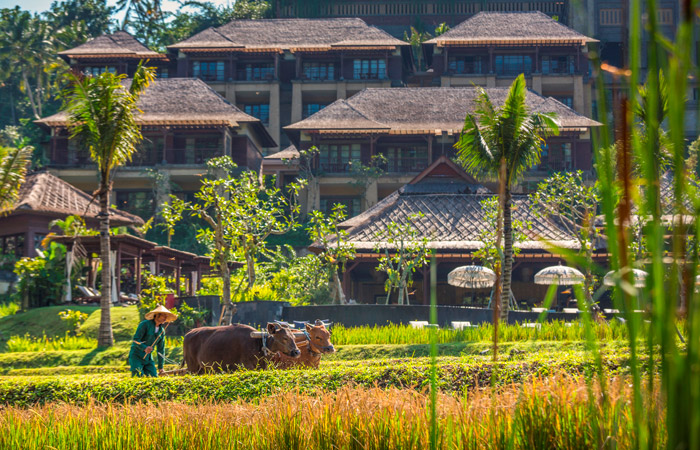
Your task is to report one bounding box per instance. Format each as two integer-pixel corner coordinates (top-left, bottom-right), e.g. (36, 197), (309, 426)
(129, 319), (166, 370)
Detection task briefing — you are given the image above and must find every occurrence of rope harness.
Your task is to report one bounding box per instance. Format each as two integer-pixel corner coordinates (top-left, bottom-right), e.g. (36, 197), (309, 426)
(261, 333), (274, 356)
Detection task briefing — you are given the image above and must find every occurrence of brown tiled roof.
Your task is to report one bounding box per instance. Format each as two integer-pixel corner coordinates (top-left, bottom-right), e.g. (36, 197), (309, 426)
(59, 31), (165, 59)
(425, 12), (597, 46)
(3, 172), (143, 226)
(286, 87), (600, 134)
(264, 145), (300, 160)
(169, 18), (407, 51)
(330, 189), (579, 252)
(35, 79), (276, 147)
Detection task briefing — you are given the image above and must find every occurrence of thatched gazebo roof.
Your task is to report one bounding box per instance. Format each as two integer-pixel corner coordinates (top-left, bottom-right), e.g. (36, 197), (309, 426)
(425, 11), (598, 47)
(58, 31), (166, 60)
(2, 172), (143, 226)
(168, 18), (407, 53)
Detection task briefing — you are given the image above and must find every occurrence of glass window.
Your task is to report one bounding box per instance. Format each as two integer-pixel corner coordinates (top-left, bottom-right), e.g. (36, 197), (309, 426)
(237, 63), (274, 81)
(84, 66), (116, 76)
(193, 61), (225, 81)
(303, 62), (335, 80)
(244, 104), (270, 125)
(319, 144), (361, 172)
(1, 234), (25, 258)
(303, 103), (328, 118)
(553, 96), (574, 108)
(494, 55), (532, 76)
(382, 146), (429, 172)
(542, 56), (575, 74)
(353, 59), (386, 80)
(448, 56), (483, 74)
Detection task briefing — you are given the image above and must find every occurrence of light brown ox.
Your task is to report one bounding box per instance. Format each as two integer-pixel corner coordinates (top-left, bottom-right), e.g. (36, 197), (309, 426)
(271, 321), (335, 369)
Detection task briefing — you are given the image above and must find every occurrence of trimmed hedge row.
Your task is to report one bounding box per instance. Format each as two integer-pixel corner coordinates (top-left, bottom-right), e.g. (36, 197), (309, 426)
(0, 354), (635, 407)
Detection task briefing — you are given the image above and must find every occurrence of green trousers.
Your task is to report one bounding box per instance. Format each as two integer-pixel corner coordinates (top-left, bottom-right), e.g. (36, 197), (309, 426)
(129, 356), (158, 377)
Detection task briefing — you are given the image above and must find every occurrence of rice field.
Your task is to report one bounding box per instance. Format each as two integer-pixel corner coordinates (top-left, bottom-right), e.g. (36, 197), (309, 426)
(0, 377), (646, 449)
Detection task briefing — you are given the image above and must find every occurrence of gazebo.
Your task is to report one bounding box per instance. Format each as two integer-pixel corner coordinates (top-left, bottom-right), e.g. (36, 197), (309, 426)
(51, 234), (216, 298)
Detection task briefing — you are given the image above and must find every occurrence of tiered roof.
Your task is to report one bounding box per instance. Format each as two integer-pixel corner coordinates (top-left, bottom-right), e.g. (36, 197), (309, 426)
(169, 18), (407, 53)
(286, 87), (600, 137)
(36, 79), (276, 146)
(426, 12), (597, 47)
(3, 172), (143, 226)
(58, 31), (165, 59)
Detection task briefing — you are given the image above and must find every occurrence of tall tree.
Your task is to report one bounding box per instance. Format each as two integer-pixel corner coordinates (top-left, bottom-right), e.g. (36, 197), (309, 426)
(455, 74), (559, 321)
(64, 63), (155, 347)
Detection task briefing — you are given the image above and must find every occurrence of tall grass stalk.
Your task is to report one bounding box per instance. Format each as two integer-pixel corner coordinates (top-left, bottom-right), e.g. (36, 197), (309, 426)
(429, 253), (438, 450)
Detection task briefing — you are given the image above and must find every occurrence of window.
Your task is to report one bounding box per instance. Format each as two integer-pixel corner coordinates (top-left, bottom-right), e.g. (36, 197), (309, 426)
(494, 55), (532, 75)
(33, 234), (46, 253)
(553, 96), (574, 108)
(353, 59), (386, 80)
(319, 144), (361, 172)
(541, 55), (575, 74)
(382, 146), (429, 172)
(448, 56), (484, 74)
(244, 104), (270, 125)
(172, 135), (221, 164)
(115, 191), (155, 219)
(656, 8), (673, 25)
(303, 62), (335, 80)
(84, 66), (116, 76)
(157, 68), (169, 79)
(320, 197), (361, 217)
(193, 61), (224, 82)
(600, 8), (622, 26)
(303, 103), (328, 118)
(238, 63), (274, 81)
(0, 234), (25, 258)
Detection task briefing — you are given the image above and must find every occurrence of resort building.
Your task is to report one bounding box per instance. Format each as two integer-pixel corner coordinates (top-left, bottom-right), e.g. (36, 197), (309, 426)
(280, 86), (600, 217)
(38, 78), (275, 218)
(422, 12), (597, 117)
(57, 31), (172, 78)
(0, 172), (143, 258)
(166, 18), (411, 151)
(313, 157), (592, 307)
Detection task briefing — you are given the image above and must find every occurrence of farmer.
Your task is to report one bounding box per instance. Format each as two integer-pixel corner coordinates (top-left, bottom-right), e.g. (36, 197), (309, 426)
(128, 305), (177, 377)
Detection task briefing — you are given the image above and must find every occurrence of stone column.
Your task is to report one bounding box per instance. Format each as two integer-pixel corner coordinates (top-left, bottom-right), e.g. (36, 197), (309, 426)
(336, 81), (347, 100)
(291, 82), (303, 123)
(532, 74), (542, 94)
(269, 83), (281, 150)
(364, 179), (378, 210)
(573, 75), (584, 113)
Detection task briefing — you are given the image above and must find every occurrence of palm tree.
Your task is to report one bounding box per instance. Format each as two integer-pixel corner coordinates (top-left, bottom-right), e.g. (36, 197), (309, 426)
(455, 74), (559, 321)
(64, 63), (154, 347)
(0, 142), (33, 214)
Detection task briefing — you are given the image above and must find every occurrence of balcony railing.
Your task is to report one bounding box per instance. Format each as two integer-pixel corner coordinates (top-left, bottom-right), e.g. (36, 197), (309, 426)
(385, 158), (429, 173)
(51, 148), (224, 168)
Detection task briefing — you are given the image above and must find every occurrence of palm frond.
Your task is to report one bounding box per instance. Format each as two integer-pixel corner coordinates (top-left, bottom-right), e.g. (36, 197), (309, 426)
(0, 145), (33, 214)
(455, 114), (497, 177)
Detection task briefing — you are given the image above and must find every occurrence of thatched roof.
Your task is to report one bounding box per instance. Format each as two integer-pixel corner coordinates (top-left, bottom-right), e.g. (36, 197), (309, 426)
(36, 79), (276, 147)
(2, 172), (143, 226)
(264, 145), (300, 160)
(330, 189), (579, 252)
(286, 87), (600, 137)
(425, 12), (597, 46)
(169, 18), (407, 52)
(58, 31), (165, 59)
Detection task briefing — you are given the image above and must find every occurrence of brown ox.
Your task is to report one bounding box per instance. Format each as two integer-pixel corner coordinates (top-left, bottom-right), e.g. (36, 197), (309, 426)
(271, 321), (335, 369)
(182, 323), (300, 374)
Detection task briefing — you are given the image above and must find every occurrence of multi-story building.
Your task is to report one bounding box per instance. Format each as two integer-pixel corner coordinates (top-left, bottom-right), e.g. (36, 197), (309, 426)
(283, 86), (600, 216)
(423, 12), (596, 118)
(38, 78), (275, 218)
(166, 18), (410, 152)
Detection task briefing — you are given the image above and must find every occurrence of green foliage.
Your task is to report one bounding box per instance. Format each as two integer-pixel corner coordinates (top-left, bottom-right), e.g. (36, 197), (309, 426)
(137, 271), (207, 331)
(12, 242), (69, 308)
(0, 139), (33, 212)
(403, 26), (431, 71)
(58, 309), (88, 336)
(374, 213), (430, 305)
(6, 332), (94, 352)
(0, 301), (20, 319)
(474, 197), (529, 269)
(48, 214), (99, 236)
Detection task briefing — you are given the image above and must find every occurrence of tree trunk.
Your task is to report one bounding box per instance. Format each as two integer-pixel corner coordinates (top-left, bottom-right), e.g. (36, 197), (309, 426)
(245, 249), (256, 288)
(500, 187), (513, 322)
(21, 71), (40, 120)
(220, 248), (233, 326)
(332, 270), (345, 304)
(98, 188), (114, 347)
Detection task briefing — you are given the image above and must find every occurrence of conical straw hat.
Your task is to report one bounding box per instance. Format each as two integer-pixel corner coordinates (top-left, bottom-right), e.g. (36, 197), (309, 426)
(145, 304), (178, 322)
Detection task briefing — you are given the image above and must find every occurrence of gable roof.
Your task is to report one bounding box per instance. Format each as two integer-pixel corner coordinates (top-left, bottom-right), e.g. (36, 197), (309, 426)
(286, 87), (600, 137)
(169, 18), (407, 52)
(58, 31), (165, 59)
(36, 79), (276, 147)
(426, 12), (597, 46)
(2, 172), (143, 226)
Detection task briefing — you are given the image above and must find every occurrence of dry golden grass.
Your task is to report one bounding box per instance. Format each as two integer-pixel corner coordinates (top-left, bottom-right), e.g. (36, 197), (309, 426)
(0, 375), (657, 449)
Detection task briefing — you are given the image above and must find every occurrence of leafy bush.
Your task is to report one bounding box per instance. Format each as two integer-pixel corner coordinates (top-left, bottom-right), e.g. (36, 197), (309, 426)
(5, 333), (95, 352)
(58, 309), (88, 336)
(138, 272), (207, 332)
(12, 242), (69, 307)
